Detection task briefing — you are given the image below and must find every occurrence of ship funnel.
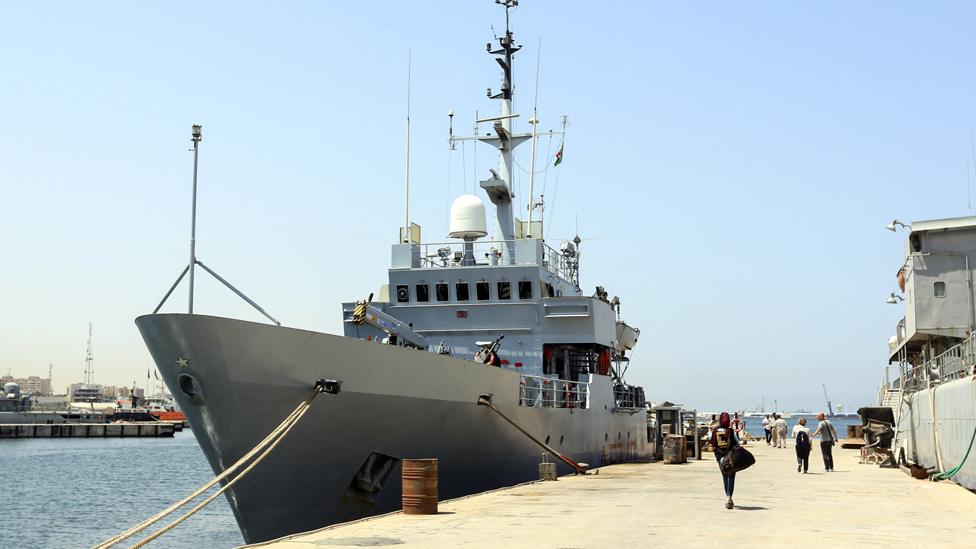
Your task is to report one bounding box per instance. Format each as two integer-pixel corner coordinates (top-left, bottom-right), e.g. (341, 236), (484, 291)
(448, 194), (488, 239)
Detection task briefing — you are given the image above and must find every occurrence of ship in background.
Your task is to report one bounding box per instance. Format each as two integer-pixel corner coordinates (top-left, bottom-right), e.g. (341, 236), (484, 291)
(869, 215), (976, 487)
(137, 2), (651, 544)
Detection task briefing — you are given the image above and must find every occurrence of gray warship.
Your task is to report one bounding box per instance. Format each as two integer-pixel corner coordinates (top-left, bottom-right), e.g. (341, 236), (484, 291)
(869, 215), (976, 488)
(137, 2), (651, 544)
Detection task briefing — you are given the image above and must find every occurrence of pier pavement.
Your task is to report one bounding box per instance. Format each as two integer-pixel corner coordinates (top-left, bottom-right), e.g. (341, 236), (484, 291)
(250, 443), (976, 548)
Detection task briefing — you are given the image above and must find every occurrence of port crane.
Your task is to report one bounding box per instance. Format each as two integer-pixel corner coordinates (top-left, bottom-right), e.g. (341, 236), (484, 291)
(822, 384), (834, 415)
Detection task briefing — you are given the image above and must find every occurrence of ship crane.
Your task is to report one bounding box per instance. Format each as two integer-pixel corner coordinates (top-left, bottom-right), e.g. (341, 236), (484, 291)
(351, 294), (429, 350)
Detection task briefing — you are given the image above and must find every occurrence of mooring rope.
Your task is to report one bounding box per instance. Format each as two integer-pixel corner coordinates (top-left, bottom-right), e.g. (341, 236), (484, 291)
(128, 401), (315, 548)
(94, 383), (328, 549)
(477, 394), (587, 474)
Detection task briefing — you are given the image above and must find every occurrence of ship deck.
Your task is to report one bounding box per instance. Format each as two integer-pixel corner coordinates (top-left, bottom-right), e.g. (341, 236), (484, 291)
(246, 442), (976, 548)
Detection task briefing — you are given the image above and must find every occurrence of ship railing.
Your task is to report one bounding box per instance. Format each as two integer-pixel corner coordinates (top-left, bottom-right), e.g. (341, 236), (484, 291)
(519, 374), (588, 409)
(902, 331), (976, 392)
(415, 240), (577, 283)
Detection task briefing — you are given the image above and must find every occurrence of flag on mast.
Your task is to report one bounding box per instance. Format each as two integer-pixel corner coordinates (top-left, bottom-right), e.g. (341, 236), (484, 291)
(554, 143), (564, 166)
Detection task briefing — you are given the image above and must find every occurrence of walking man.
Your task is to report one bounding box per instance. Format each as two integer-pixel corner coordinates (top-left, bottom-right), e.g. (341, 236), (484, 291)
(774, 414), (788, 448)
(762, 414), (772, 445)
(813, 412), (839, 471)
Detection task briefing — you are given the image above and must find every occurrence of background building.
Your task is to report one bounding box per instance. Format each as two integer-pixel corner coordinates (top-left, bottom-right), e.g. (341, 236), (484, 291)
(2, 374), (53, 396)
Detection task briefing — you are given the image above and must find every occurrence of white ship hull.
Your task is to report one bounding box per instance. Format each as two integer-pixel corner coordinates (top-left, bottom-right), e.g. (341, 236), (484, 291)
(137, 314), (651, 543)
(893, 376), (976, 489)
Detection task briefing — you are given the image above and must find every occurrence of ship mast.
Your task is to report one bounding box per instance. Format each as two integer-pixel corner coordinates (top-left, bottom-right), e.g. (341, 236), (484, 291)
(481, 0), (522, 250)
(83, 322), (94, 384)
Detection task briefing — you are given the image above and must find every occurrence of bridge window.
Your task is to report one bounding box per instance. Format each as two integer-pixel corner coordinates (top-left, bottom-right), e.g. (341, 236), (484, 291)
(934, 281), (946, 298)
(416, 284), (430, 302)
(395, 284), (409, 303)
(476, 281), (490, 301)
(435, 282), (449, 302)
(518, 280), (533, 300)
(497, 281), (511, 300)
(456, 282), (470, 301)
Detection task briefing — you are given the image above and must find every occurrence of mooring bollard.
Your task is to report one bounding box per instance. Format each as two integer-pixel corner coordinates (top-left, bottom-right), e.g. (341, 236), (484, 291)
(539, 453), (557, 481)
(402, 458), (438, 514)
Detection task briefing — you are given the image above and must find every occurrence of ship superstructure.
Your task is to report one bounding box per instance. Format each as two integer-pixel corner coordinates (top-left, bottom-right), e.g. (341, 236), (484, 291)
(874, 215), (976, 487)
(136, 2), (650, 544)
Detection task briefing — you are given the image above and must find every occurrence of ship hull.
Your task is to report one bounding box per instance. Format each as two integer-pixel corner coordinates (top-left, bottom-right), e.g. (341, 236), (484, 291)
(894, 376), (976, 489)
(136, 314), (650, 544)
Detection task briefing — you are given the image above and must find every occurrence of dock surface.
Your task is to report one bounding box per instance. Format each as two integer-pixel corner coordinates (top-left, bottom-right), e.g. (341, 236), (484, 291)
(250, 443), (976, 548)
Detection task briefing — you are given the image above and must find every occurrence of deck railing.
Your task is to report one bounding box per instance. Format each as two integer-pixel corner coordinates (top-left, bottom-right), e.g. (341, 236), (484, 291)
(901, 330), (976, 393)
(519, 375), (588, 409)
(415, 239), (577, 284)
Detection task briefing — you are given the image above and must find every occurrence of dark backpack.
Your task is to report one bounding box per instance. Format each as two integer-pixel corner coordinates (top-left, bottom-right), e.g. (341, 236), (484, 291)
(796, 430), (810, 449)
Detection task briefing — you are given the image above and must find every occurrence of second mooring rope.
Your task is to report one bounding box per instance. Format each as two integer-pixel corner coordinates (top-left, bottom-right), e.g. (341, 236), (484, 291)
(94, 384), (326, 549)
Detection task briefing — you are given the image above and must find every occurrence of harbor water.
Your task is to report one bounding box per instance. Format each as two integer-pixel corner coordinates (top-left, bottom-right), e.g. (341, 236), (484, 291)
(0, 430), (241, 548)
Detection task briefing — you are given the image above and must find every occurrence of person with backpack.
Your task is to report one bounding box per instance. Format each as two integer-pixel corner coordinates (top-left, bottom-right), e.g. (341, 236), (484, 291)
(792, 417), (811, 473)
(709, 411), (740, 509)
(813, 412), (840, 471)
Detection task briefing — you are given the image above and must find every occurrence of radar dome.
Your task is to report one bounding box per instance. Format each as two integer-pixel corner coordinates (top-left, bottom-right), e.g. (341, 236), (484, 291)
(888, 335), (898, 352)
(448, 194), (488, 239)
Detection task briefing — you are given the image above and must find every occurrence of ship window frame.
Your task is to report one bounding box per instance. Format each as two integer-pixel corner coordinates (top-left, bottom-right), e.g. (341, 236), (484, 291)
(934, 280), (946, 298)
(435, 282), (449, 302)
(395, 284), (410, 303)
(415, 283), (430, 302)
(518, 280), (533, 300)
(456, 281), (470, 302)
(476, 281), (490, 301)
(497, 281), (511, 300)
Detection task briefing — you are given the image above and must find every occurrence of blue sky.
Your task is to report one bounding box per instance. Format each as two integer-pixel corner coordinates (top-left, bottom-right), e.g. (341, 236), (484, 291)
(2, 1), (975, 411)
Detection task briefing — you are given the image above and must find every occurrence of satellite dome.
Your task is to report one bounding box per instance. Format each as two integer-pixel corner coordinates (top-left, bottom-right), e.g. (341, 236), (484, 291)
(888, 335), (898, 352)
(448, 194), (488, 239)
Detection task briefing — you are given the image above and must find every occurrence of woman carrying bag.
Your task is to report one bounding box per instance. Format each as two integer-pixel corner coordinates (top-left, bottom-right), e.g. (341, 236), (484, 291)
(710, 412), (741, 509)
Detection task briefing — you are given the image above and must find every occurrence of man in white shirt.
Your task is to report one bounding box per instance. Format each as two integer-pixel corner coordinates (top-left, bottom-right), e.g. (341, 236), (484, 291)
(813, 412), (839, 471)
(762, 415), (771, 445)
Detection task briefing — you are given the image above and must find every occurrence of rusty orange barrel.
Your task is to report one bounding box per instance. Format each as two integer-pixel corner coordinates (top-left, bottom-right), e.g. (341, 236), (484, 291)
(402, 458), (438, 514)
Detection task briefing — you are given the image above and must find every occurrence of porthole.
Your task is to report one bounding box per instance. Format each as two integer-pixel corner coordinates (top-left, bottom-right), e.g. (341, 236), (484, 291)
(604, 433), (608, 441)
(559, 435), (564, 445)
(618, 432), (621, 440)
(545, 435), (551, 445)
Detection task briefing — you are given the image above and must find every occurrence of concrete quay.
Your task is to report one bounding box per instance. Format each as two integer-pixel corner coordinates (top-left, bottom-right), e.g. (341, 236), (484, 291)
(0, 422), (175, 438)
(250, 443), (976, 549)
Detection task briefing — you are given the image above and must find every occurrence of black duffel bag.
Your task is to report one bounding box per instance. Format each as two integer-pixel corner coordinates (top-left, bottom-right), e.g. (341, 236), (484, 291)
(719, 447), (756, 474)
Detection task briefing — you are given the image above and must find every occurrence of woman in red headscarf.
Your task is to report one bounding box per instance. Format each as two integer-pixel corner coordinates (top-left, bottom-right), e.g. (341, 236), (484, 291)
(709, 411), (740, 509)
